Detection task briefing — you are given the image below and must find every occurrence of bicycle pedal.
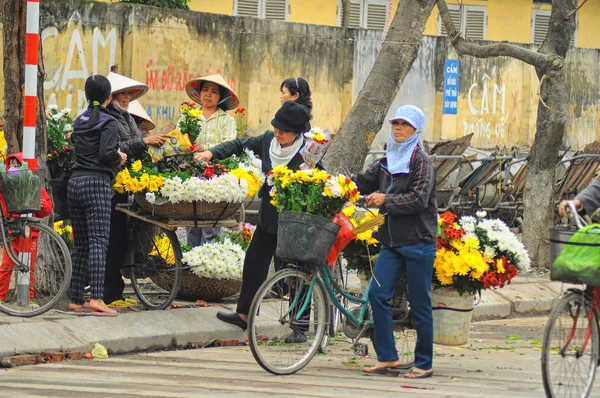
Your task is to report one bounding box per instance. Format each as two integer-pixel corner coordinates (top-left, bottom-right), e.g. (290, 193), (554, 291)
(352, 342), (369, 356)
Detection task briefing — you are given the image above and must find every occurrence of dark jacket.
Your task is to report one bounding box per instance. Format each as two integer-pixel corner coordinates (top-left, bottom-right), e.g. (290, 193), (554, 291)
(210, 131), (305, 235)
(106, 105), (147, 161)
(71, 106), (122, 180)
(355, 147), (437, 248)
(576, 177), (600, 215)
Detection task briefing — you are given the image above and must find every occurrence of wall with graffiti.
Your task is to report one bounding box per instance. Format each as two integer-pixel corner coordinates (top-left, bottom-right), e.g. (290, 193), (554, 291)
(0, 1), (599, 152)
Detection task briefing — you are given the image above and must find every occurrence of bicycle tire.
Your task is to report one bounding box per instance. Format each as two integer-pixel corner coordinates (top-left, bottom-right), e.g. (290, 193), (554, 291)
(0, 219), (72, 317)
(318, 257), (344, 353)
(248, 267), (328, 375)
(129, 221), (182, 310)
(542, 290), (599, 398)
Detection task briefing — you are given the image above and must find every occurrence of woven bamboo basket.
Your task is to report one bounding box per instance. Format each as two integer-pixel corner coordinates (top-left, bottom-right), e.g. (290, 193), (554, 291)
(151, 271), (242, 301)
(134, 193), (241, 221)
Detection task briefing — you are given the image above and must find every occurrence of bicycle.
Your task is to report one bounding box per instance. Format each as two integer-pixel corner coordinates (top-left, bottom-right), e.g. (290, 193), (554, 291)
(0, 214), (72, 317)
(116, 202), (240, 310)
(247, 256), (416, 375)
(542, 201), (600, 397)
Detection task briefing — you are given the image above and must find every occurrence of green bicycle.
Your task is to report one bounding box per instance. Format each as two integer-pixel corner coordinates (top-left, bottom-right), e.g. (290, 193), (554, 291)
(247, 259), (416, 375)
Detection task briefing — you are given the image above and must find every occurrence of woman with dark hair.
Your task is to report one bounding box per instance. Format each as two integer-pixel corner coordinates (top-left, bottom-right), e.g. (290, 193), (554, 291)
(67, 75), (127, 316)
(280, 77), (313, 132)
(193, 101), (311, 336)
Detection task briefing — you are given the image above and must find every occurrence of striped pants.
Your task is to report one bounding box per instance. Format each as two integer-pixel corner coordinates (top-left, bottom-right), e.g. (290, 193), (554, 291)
(67, 176), (112, 304)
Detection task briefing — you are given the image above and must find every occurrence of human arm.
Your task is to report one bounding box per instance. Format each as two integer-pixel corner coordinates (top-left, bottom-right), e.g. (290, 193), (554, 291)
(558, 177), (600, 217)
(383, 155), (435, 216)
(195, 133), (267, 162)
(118, 115), (148, 158)
(33, 187), (53, 218)
(354, 161), (381, 196)
(99, 120), (124, 168)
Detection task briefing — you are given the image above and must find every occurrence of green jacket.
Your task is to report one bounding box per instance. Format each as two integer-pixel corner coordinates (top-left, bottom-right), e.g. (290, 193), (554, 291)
(210, 131), (305, 235)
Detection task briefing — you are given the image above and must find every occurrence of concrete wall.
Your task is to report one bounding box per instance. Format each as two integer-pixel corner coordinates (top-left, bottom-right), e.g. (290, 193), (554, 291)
(1, 1), (600, 152)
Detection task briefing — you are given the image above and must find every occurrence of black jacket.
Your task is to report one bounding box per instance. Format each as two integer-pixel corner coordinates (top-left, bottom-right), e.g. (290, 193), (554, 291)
(210, 131), (305, 235)
(106, 105), (148, 161)
(355, 147), (437, 248)
(71, 106), (122, 181)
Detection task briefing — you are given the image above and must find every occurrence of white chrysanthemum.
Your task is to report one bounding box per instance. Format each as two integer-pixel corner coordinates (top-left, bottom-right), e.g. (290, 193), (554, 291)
(476, 210), (487, 218)
(182, 238), (245, 280)
(145, 192), (156, 204)
(48, 104), (59, 111)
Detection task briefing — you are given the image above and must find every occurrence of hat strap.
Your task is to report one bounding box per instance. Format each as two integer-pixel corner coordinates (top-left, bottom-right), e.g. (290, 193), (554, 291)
(217, 96), (231, 106)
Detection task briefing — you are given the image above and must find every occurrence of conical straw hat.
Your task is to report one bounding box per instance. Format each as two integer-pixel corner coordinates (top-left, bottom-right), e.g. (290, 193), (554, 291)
(107, 72), (148, 101)
(185, 74), (239, 111)
(128, 100), (155, 131)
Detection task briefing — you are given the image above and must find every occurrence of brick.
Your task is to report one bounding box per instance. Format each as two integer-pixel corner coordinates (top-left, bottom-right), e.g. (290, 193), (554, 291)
(64, 351), (84, 361)
(186, 342), (204, 349)
(0, 355), (37, 368)
(40, 351), (65, 363)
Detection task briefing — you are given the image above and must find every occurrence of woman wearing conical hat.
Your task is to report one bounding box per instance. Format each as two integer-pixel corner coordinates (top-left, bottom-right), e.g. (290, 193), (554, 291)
(185, 74), (239, 247)
(128, 100), (156, 134)
(185, 74), (238, 152)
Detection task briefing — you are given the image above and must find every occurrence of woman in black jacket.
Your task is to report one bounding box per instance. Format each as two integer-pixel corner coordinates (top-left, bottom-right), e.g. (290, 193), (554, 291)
(356, 105), (437, 379)
(67, 75), (127, 316)
(194, 101), (311, 332)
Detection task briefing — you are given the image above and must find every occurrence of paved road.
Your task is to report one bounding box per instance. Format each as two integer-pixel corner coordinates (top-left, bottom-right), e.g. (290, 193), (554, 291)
(1, 317), (599, 397)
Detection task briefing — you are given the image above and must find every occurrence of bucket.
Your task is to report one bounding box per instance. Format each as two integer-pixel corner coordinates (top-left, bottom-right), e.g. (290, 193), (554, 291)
(431, 286), (474, 346)
(276, 211), (340, 266)
(548, 227), (577, 265)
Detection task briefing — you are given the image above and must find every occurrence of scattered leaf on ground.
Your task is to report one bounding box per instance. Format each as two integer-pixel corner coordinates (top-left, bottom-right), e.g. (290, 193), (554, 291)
(505, 334), (520, 340)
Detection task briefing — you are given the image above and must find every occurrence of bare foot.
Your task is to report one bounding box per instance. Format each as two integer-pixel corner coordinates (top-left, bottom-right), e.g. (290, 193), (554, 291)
(87, 298), (112, 313)
(239, 313), (248, 322)
(68, 302), (91, 311)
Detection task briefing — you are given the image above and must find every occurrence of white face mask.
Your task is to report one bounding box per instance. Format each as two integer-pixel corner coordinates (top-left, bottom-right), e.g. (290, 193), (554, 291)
(111, 99), (128, 113)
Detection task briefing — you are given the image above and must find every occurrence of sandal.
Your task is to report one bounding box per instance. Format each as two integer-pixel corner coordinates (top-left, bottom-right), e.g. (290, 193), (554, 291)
(403, 368), (433, 379)
(363, 366), (394, 374)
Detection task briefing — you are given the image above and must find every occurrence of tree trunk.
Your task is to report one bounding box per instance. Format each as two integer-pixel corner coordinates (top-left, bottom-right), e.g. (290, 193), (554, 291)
(437, 0), (577, 269)
(1, 0), (26, 153)
(323, 0), (439, 175)
(341, 0), (350, 28)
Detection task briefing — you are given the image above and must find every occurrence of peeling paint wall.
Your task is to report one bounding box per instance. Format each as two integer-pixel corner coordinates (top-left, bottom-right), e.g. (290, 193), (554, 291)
(1, 1), (600, 152)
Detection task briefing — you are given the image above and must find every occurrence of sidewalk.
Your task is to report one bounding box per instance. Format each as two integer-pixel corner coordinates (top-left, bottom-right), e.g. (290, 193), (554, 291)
(0, 273), (577, 360)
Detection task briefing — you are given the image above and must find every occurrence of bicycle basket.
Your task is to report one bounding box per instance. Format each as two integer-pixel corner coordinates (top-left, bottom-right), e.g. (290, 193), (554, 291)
(276, 211), (341, 267)
(0, 166), (43, 214)
(550, 224), (600, 286)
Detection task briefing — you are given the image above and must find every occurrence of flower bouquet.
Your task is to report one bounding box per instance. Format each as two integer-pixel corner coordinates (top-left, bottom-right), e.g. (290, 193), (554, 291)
(46, 105), (74, 180)
(268, 166), (360, 265)
(114, 149), (264, 220)
(434, 210), (530, 295)
(177, 101), (203, 144)
(300, 127), (332, 170)
(340, 205), (381, 278)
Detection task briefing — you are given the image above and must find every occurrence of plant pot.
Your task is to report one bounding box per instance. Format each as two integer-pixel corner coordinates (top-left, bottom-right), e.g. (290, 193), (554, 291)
(152, 270), (242, 302)
(430, 286), (474, 346)
(134, 193), (241, 221)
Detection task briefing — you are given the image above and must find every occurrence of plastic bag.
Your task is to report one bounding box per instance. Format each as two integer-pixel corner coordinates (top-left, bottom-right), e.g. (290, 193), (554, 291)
(551, 224), (600, 286)
(326, 212), (357, 266)
(148, 129), (193, 162)
(91, 343), (108, 359)
(300, 127), (332, 170)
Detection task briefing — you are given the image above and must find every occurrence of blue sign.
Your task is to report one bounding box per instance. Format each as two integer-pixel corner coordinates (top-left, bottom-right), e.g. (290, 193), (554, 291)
(443, 60), (459, 115)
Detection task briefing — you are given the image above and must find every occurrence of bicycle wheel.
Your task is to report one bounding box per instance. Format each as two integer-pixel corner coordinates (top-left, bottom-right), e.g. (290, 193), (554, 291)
(248, 267), (328, 375)
(542, 290), (599, 398)
(129, 220), (182, 310)
(329, 256), (344, 337)
(0, 219), (72, 317)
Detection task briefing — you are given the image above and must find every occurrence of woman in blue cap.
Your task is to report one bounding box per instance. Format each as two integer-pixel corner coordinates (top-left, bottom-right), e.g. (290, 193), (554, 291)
(355, 105), (437, 378)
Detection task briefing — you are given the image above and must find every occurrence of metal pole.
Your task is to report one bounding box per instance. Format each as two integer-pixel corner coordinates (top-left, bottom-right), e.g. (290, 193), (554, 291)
(17, 0), (40, 308)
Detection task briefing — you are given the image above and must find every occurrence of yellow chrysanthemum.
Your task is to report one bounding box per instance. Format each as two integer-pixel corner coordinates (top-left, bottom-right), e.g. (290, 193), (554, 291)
(131, 160), (143, 172)
(189, 109), (202, 118)
(149, 235), (175, 265)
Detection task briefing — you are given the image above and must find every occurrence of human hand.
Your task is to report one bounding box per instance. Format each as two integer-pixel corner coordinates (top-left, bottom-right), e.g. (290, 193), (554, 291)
(558, 199), (581, 218)
(65, 133), (72, 142)
(144, 134), (168, 147)
(366, 193), (385, 207)
(194, 150), (213, 163)
(118, 149), (127, 166)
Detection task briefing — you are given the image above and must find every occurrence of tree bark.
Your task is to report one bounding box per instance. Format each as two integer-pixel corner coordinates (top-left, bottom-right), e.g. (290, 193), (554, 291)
(323, 0), (439, 175)
(438, 0), (577, 269)
(1, 0), (26, 153)
(341, 0), (350, 27)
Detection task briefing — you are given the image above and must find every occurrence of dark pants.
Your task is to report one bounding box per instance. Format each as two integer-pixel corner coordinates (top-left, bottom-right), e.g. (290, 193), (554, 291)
(103, 193), (128, 303)
(236, 225), (276, 315)
(369, 242), (436, 369)
(67, 176), (112, 304)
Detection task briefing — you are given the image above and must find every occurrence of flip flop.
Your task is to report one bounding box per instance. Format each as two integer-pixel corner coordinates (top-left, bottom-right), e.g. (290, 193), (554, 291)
(67, 304), (94, 313)
(403, 369), (433, 379)
(107, 300), (136, 309)
(92, 309), (118, 317)
(362, 366), (396, 374)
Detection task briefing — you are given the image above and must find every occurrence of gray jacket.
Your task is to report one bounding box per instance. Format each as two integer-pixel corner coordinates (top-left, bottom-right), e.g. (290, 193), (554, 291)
(106, 105), (148, 160)
(576, 177), (600, 215)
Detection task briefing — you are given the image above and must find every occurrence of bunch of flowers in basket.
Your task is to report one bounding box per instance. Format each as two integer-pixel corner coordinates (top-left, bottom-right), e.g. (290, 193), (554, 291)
(268, 165), (360, 219)
(214, 222), (255, 252)
(113, 149), (264, 204)
(434, 211), (531, 295)
(177, 101), (203, 143)
(340, 205), (380, 277)
(182, 238), (245, 280)
(53, 220), (74, 251)
(46, 105), (74, 179)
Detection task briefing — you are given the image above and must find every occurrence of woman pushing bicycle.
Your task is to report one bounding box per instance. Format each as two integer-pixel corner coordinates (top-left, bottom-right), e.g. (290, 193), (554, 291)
(354, 105), (437, 379)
